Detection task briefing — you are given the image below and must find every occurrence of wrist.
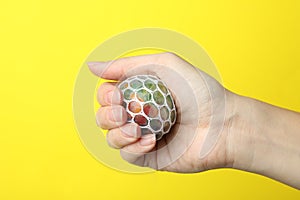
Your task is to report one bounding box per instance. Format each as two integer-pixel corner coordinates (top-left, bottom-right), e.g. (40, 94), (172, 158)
(202, 90), (251, 170)
(227, 93), (300, 189)
(225, 92), (260, 171)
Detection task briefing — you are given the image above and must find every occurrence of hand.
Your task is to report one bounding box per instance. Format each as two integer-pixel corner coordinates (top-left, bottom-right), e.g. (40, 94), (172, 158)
(88, 52), (300, 189)
(88, 52), (236, 172)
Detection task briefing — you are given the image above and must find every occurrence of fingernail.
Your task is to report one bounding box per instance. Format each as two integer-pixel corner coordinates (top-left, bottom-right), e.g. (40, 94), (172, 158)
(105, 90), (121, 104)
(140, 134), (155, 146)
(121, 124), (138, 138)
(87, 61), (103, 67)
(87, 61), (106, 75)
(87, 61), (99, 69)
(108, 106), (124, 123)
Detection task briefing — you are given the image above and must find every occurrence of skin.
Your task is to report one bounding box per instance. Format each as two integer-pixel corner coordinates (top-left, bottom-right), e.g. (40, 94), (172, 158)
(88, 52), (300, 190)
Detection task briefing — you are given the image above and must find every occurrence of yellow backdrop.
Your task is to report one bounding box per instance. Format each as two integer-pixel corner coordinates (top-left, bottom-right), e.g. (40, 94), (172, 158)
(0, 0), (299, 199)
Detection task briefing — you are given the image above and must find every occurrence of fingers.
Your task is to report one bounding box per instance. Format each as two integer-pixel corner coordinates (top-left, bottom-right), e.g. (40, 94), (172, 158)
(87, 52), (177, 80)
(97, 82), (122, 106)
(104, 117), (156, 166)
(96, 105), (127, 129)
(120, 134), (156, 164)
(106, 123), (141, 149)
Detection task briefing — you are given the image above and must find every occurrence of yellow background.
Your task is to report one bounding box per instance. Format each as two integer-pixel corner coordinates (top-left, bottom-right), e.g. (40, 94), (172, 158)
(1, 0), (299, 199)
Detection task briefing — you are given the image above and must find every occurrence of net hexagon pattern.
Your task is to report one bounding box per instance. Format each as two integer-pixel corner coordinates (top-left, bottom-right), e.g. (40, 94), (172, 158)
(118, 75), (177, 140)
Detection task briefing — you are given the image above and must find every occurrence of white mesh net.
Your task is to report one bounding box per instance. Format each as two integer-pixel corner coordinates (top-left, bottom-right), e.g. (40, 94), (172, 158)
(118, 75), (176, 140)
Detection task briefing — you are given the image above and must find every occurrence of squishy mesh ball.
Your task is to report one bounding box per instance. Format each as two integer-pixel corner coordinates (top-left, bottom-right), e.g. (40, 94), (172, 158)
(118, 75), (177, 140)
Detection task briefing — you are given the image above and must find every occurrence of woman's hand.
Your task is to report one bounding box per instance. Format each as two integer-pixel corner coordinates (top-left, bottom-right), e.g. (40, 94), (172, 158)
(88, 52), (236, 172)
(88, 52), (300, 189)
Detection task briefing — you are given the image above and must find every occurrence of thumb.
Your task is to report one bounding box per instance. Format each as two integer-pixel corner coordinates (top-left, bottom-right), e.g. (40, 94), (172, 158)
(87, 53), (175, 80)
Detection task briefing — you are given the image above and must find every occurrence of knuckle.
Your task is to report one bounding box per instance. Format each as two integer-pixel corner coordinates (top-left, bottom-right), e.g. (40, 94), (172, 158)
(106, 131), (119, 149)
(119, 149), (129, 161)
(98, 83), (110, 97)
(98, 82), (106, 90)
(119, 149), (137, 164)
(96, 103), (126, 129)
(96, 107), (109, 128)
(97, 84), (109, 105)
(98, 82), (109, 93)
